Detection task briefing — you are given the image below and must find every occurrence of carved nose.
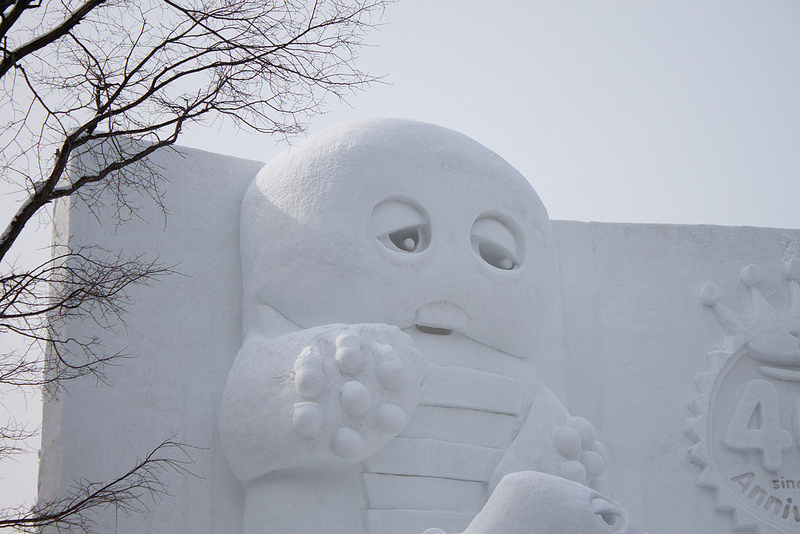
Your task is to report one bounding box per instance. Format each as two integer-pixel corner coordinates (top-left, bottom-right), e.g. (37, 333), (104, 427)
(414, 301), (468, 334)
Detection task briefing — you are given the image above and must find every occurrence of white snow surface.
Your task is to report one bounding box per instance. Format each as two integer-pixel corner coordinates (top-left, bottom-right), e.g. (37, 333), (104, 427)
(224, 119), (596, 534)
(38, 119), (800, 534)
(460, 471), (643, 534)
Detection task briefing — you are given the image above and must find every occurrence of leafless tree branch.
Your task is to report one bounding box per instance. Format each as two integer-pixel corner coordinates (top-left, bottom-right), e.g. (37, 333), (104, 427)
(0, 439), (197, 533)
(0, 0), (390, 529)
(1, 0), (390, 261)
(1, 246), (174, 390)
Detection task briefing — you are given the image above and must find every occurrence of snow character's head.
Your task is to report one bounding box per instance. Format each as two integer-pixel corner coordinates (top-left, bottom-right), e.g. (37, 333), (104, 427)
(461, 471), (643, 534)
(240, 118), (561, 358)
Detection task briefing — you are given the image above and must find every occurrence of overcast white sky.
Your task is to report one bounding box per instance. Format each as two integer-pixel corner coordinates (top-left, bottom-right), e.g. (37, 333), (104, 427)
(187, 0), (800, 229)
(3, 0), (800, 511)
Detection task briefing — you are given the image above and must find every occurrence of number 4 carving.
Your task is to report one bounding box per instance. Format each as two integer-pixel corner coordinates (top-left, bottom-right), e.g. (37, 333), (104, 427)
(723, 379), (792, 472)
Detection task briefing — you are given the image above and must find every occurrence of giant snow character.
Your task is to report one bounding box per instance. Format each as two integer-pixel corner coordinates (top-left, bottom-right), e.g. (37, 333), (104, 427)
(220, 119), (616, 534)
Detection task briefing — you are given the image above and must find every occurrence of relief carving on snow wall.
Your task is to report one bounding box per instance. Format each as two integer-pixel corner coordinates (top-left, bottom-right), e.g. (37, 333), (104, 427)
(219, 119), (639, 534)
(689, 261), (800, 534)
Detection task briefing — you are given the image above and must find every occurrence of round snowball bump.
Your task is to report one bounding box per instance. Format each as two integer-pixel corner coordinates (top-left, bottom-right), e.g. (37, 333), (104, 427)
(294, 347), (324, 400)
(569, 417), (598, 449)
(374, 341), (406, 389)
(331, 427), (363, 459)
(295, 368), (325, 399)
(376, 357), (405, 389)
(560, 460), (587, 484)
(699, 283), (719, 306)
(740, 264), (762, 287)
(293, 402), (323, 438)
(375, 403), (407, 435)
(785, 258), (800, 281)
(581, 450), (606, 479)
(335, 333), (364, 375)
(552, 426), (582, 460)
(340, 381), (371, 417)
(591, 441), (610, 463)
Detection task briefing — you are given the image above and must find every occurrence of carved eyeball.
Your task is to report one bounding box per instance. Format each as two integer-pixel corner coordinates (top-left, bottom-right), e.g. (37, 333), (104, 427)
(372, 198), (430, 253)
(591, 495), (627, 532)
(470, 215), (522, 270)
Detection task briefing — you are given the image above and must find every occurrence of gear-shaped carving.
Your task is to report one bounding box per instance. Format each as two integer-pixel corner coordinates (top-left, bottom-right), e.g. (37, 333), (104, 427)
(688, 262), (800, 534)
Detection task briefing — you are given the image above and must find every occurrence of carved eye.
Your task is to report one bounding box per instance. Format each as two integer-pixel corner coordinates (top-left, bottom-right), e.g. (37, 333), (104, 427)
(372, 198), (430, 254)
(470, 216), (521, 270)
(591, 496), (626, 532)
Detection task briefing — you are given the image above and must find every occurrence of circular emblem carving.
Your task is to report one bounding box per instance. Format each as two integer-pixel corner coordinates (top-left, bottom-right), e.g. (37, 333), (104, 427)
(689, 261), (800, 533)
(705, 351), (800, 533)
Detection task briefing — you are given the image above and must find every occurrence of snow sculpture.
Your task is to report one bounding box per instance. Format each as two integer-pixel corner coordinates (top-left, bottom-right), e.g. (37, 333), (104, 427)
(688, 260), (800, 533)
(423, 471), (641, 534)
(220, 119), (611, 534)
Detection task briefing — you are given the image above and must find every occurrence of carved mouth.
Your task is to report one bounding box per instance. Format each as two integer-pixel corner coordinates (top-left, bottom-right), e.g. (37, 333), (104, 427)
(414, 324), (453, 335)
(413, 301), (468, 336)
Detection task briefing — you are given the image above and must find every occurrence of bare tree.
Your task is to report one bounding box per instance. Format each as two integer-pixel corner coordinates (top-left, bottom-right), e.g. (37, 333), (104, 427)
(0, 0), (389, 529)
(0, 440), (194, 533)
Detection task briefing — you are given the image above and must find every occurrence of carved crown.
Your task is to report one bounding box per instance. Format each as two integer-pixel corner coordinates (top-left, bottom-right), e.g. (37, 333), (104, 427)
(700, 260), (800, 368)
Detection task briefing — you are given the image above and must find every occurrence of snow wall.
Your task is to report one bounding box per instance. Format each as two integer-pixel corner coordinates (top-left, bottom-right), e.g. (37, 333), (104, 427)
(38, 130), (800, 534)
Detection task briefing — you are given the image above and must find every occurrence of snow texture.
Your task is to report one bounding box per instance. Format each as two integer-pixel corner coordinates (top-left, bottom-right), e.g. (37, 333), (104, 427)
(222, 119), (608, 533)
(38, 119), (800, 534)
(459, 471), (643, 534)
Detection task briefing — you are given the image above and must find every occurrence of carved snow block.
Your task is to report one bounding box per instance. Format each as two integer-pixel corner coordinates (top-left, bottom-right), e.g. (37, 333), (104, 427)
(38, 120), (800, 534)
